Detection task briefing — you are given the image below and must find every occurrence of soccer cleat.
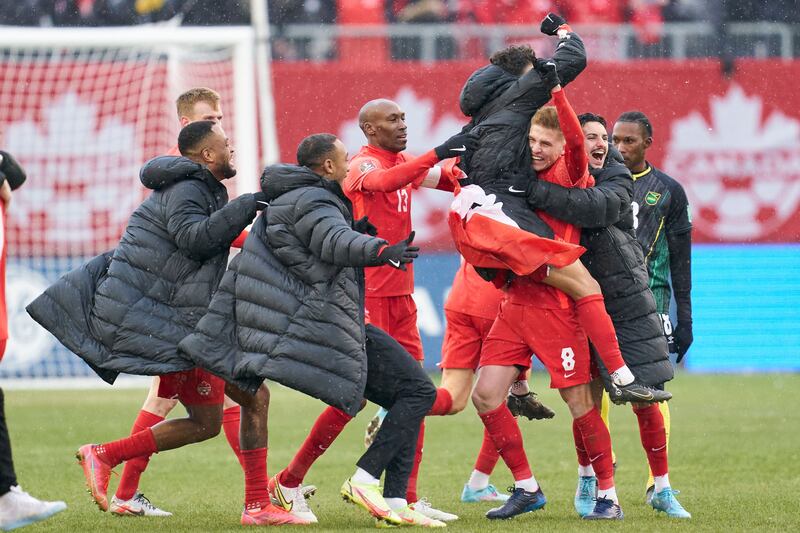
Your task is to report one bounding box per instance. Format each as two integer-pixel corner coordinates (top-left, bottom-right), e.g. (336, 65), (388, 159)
(650, 488), (691, 518)
(485, 487), (546, 520)
(583, 497), (624, 520)
(340, 478), (402, 526)
(573, 476), (597, 517)
(0, 485), (66, 531)
(610, 382), (672, 405)
(364, 407), (388, 448)
(301, 484), (317, 500)
(392, 505), (447, 527)
(268, 474), (318, 523)
(409, 498), (458, 522)
(506, 392), (555, 420)
(460, 484), (510, 503)
(645, 484), (655, 505)
(241, 503), (311, 525)
(76, 444), (113, 511)
(109, 492), (172, 517)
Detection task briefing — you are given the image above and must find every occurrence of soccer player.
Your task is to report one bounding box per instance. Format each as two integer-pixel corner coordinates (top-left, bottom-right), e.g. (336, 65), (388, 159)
(453, 17), (670, 405)
(443, 259), (555, 504)
(473, 84), (623, 521)
(180, 133), (442, 527)
(28, 122), (305, 526)
(0, 150), (67, 531)
(108, 86), (244, 517)
(523, 113), (690, 518)
(613, 110), (693, 512)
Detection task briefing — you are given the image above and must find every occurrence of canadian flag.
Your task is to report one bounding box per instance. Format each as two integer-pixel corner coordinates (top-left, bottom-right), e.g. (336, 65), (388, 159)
(448, 185), (585, 276)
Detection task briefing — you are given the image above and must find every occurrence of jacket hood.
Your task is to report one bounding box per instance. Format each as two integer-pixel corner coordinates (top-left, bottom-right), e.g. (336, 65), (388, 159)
(260, 164), (345, 203)
(459, 64), (517, 117)
(140, 155), (216, 190)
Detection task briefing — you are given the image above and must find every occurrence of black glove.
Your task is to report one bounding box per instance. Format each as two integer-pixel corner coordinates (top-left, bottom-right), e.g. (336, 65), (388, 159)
(253, 191), (269, 210)
(673, 322), (693, 363)
(534, 58), (560, 91)
(434, 131), (478, 161)
(503, 169), (537, 198)
(353, 216), (378, 236)
(540, 12), (567, 36)
(0, 150), (27, 190)
(378, 231), (419, 271)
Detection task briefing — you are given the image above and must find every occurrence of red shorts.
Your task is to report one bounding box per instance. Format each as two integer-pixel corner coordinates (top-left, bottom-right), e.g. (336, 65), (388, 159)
(480, 301), (592, 389)
(365, 295), (424, 361)
(157, 368), (225, 406)
(440, 310), (495, 370)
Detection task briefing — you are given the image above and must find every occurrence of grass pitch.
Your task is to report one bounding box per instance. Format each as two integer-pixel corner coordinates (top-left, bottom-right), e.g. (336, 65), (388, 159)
(5, 373), (799, 532)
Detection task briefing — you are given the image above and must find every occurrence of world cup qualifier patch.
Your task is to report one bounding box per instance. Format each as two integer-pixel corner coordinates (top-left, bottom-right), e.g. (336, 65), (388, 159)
(359, 160), (377, 173)
(645, 191), (661, 205)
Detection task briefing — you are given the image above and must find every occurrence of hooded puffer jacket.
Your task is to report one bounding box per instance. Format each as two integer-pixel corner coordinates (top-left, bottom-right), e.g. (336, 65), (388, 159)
(27, 156), (260, 382)
(525, 147), (673, 386)
(179, 164), (387, 416)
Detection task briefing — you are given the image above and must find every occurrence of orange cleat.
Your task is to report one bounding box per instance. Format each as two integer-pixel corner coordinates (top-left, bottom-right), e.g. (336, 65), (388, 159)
(75, 444), (113, 512)
(241, 502), (311, 526)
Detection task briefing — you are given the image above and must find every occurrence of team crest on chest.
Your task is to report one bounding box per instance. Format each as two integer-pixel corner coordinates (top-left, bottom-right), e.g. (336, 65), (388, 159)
(645, 191), (661, 205)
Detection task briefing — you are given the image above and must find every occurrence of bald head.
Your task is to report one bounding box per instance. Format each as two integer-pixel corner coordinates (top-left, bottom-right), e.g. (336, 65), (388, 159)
(357, 99), (407, 153)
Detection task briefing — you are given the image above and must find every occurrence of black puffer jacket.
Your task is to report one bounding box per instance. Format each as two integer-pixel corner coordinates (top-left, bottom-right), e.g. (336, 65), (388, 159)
(179, 165), (387, 416)
(458, 31), (586, 192)
(27, 156), (260, 382)
(526, 148), (673, 387)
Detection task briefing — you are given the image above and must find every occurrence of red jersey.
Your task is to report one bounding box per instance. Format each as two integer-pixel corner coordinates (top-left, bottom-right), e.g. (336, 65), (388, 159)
(444, 258), (504, 320)
(344, 145), (440, 297)
(509, 89), (592, 308)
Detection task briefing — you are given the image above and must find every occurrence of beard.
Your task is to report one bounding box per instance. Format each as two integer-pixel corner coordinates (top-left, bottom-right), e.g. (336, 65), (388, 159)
(221, 161), (237, 179)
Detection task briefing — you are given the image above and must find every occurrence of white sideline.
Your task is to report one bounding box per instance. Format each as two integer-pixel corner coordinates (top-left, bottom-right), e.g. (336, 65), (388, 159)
(0, 376), (151, 390)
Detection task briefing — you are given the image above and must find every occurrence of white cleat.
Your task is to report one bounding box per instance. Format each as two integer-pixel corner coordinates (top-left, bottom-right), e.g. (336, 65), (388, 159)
(268, 475), (318, 523)
(0, 485), (67, 531)
(109, 492), (172, 517)
(410, 498), (458, 522)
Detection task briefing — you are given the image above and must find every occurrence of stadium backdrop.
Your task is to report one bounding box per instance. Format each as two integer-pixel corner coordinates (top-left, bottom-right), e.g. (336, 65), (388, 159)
(1, 58), (798, 379)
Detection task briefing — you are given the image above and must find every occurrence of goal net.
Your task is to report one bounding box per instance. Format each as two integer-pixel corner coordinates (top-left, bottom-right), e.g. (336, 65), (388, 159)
(0, 26), (261, 382)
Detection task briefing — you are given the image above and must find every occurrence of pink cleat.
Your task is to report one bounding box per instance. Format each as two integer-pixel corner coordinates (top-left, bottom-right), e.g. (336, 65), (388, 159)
(75, 444), (113, 512)
(241, 502), (311, 526)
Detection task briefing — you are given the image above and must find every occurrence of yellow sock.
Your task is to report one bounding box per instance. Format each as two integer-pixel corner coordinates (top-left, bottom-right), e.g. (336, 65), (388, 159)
(646, 402), (671, 489)
(600, 390), (617, 464)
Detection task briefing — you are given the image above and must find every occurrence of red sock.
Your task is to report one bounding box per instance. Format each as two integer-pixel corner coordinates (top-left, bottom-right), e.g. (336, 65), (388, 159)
(115, 410), (164, 500)
(574, 408), (614, 490)
(96, 428), (158, 468)
(222, 405), (245, 468)
(575, 295), (626, 373)
(427, 388), (453, 416)
(242, 448), (269, 510)
(633, 404), (668, 477)
(406, 421), (424, 502)
(572, 419), (591, 467)
(479, 404), (532, 481)
(473, 428), (500, 475)
(280, 406), (353, 488)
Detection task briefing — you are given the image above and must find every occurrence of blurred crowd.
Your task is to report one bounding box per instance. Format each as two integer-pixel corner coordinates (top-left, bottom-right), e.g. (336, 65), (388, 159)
(2, 1), (798, 60)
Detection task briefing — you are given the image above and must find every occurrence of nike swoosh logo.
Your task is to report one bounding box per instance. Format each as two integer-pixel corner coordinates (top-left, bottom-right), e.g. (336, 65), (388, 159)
(508, 186), (526, 193)
(564, 372), (576, 378)
(589, 454), (603, 463)
(451, 145), (467, 152)
(276, 484), (293, 511)
(651, 444), (667, 452)
(388, 259), (401, 268)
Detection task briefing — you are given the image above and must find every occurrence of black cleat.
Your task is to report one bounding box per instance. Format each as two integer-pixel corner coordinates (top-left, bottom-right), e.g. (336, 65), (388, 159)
(507, 392), (555, 420)
(583, 497), (624, 520)
(486, 487), (546, 520)
(610, 382), (672, 405)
